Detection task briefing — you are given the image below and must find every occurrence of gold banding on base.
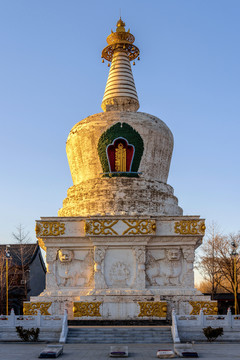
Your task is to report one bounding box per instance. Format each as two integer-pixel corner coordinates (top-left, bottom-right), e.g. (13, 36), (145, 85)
(84, 219), (156, 236)
(174, 220), (206, 235)
(138, 302), (167, 318)
(23, 302), (52, 315)
(73, 302), (102, 317)
(189, 301), (218, 315)
(35, 221), (65, 237)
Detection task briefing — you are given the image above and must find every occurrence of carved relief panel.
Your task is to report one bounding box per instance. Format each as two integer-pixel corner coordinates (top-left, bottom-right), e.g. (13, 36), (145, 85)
(104, 249), (136, 288)
(146, 248), (183, 287)
(53, 248), (94, 288)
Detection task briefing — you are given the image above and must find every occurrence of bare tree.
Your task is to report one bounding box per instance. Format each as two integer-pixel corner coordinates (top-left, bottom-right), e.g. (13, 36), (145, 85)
(0, 247), (18, 314)
(12, 225), (33, 301)
(196, 223), (240, 298)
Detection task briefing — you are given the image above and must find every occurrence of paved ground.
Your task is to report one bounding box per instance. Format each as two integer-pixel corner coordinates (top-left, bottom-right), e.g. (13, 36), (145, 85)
(1, 343), (240, 359)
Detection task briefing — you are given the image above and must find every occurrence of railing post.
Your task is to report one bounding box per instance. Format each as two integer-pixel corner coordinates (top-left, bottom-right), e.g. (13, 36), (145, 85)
(36, 310), (41, 328)
(59, 309), (68, 343)
(199, 308), (204, 327)
(9, 308), (15, 326)
(227, 307), (232, 328)
(171, 308), (180, 343)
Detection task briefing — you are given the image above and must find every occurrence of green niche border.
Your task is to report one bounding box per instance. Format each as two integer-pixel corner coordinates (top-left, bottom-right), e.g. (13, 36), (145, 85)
(97, 122), (144, 177)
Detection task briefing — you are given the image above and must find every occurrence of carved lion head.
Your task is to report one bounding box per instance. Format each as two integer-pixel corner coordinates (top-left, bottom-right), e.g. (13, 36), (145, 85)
(166, 249), (181, 261)
(58, 249), (73, 263)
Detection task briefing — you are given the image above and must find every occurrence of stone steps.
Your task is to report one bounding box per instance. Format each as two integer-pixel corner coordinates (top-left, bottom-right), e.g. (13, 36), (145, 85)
(66, 326), (173, 344)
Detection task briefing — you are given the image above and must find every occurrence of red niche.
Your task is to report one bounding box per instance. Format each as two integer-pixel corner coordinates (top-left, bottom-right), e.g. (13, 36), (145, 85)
(107, 137), (135, 172)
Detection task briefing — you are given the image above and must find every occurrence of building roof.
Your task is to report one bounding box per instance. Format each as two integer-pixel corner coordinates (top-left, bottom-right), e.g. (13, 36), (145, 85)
(0, 243), (42, 267)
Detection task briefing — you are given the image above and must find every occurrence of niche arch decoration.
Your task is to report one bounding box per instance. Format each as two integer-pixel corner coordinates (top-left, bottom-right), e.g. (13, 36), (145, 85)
(97, 122), (144, 177)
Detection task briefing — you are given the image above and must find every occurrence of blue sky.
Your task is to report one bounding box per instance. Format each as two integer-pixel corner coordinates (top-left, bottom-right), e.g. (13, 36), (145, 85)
(0, 0), (239, 244)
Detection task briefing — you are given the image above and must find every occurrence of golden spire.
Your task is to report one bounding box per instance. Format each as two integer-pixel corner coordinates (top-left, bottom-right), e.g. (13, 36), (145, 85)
(102, 18), (140, 63)
(101, 19), (140, 112)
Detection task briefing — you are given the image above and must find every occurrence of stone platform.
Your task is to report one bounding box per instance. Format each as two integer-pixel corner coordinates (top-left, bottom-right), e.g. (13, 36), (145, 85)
(32, 216), (208, 320)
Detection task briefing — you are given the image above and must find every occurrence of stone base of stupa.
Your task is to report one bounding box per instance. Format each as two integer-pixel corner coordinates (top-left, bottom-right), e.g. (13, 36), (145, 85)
(29, 215), (212, 320)
(32, 287), (209, 320)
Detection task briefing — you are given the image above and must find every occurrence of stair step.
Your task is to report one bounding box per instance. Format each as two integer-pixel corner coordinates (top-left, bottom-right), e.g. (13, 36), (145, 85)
(66, 326), (172, 344)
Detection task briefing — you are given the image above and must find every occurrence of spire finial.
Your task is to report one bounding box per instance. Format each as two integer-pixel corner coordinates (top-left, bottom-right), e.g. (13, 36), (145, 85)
(101, 18), (139, 63)
(101, 19), (140, 112)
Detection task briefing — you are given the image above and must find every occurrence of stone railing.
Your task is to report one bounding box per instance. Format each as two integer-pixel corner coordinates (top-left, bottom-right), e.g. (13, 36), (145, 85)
(0, 309), (63, 329)
(59, 309), (68, 343)
(171, 309), (180, 343)
(0, 309), (66, 342)
(176, 308), (240, 329)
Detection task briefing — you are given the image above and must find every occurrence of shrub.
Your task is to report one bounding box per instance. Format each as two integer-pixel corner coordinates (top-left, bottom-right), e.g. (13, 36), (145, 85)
(203, 326), (223, 342)
(16, 326), (40, 342)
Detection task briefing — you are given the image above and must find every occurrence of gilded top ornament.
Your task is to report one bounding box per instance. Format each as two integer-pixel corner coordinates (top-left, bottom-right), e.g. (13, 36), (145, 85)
(102, 18), (139, 62)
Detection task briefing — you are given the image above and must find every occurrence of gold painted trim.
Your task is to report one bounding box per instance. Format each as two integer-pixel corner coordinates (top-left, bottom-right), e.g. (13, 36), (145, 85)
(189, 301), (218, 315)
(23, 302), (52, 315)
(174, 220), (206, 235)
(35, 221), (65, 237)
(138, 301), (167, 318)
(85, 219), (156, 236)
(73, 302), (102, 317)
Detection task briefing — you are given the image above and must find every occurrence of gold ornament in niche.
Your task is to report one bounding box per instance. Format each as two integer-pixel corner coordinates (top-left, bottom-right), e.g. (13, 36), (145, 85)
(174, 220), (205, 235)
(35, 222), (65, 237)
(85, 220), (118, 236)
(122, 219), (156, 235)
(189, 301), (218, 315)
(23, 302), (52, 315)
(115, 143), (127, 172)
(73, 302), (102, 317)
(138, 302), (167, 318)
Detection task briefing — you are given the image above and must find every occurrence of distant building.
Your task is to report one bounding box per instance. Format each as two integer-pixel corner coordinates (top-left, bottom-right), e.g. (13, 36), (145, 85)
(0, 243), (46, 314)
(204, 293), (240, 314)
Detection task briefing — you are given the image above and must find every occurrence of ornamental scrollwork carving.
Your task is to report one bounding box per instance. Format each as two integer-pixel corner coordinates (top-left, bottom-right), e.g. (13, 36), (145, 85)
(23, 302), (52, 315)
(138, 302), (167, 318)
(85, 219), (156, 236)
(122, 219), (156, 235)
(174, 220), (205, 235)
(73, 302), (102, 317)
(85, 220), (118, 236)
(189, 301), (218, 315)
(35, 222), (65, 237)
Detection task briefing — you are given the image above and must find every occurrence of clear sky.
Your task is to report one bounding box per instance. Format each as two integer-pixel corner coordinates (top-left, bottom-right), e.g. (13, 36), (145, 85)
(0, 0), (239, 244)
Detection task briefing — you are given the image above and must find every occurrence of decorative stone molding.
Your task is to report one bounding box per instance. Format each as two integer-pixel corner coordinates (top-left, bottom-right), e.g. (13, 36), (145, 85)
(23, 302), (52, 315)
(138, 301), (167, 318)
(174, 220), (205, 235)
(73, 302), (102, 317)
(85, 219), (156, 236)
(35, 221), (65, 237)
(189, 301), (218, 315)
